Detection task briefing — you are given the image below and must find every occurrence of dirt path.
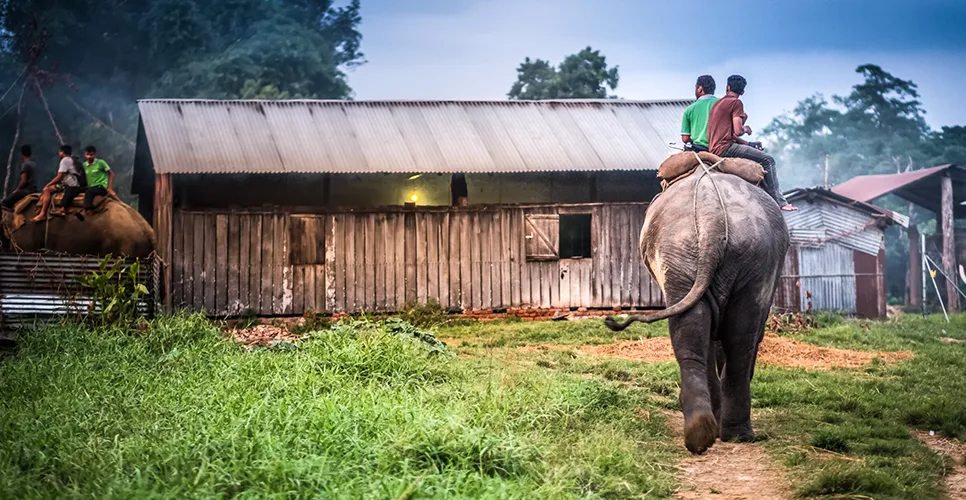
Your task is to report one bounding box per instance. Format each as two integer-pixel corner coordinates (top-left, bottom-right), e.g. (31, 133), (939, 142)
(915, 431), (966, 499)
(663, 411), (792, 500)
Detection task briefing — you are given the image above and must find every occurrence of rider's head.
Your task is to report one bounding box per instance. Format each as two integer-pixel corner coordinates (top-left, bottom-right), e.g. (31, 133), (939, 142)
(727, 75), (747, 96)
(59, 145), (72, 158)
(695, 75), (715, 98)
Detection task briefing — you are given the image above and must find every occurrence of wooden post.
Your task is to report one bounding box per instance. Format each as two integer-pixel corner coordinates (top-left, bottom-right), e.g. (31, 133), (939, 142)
(907, 223), (921, 307)
(154, 174), (174, 312)
(941, 173), (959, 312)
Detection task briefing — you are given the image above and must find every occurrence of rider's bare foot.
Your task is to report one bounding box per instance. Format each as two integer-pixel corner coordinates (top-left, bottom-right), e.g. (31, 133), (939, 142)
(780, 204), (798, 212)
(30, 214), (46, 223)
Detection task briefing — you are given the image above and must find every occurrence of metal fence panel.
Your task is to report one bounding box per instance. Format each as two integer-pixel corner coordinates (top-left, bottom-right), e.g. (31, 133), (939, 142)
(0, 253), (159, 331)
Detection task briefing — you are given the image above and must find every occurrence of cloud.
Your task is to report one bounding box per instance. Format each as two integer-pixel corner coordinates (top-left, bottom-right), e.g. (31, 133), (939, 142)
(349, 0), (966, 132)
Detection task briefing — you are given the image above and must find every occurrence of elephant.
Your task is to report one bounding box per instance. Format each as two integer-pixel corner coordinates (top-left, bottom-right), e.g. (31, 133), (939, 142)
(605, 170), (789, 454)
(1, 194), (156, 258)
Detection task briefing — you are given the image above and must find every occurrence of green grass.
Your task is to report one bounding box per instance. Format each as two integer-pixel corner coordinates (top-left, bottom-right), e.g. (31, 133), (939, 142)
(0, 315), (679, 499)
(2, 312), (965, 498)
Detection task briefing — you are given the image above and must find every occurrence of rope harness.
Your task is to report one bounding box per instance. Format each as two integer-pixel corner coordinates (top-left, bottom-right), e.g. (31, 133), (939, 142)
(689, 151), (730, 245)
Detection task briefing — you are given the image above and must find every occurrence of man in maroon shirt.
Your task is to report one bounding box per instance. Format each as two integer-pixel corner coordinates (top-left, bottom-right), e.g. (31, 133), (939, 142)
(707, 75), (796, 211)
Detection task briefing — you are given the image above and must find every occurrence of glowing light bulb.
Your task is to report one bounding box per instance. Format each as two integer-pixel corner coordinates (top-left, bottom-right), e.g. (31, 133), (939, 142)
(411, 194), (419, 202)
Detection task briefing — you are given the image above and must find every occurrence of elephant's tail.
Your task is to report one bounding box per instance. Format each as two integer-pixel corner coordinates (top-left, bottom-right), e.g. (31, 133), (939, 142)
(605, 175), (725, 332)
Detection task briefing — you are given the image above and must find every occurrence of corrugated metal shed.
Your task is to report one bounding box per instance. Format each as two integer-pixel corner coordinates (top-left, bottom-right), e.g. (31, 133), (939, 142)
(784, 198), (885, 256)
(137, 99), (692, 175)
(798, 245), (858, 313)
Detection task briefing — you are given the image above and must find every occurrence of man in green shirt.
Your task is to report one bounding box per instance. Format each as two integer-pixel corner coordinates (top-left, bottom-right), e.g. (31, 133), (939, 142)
(680, 75), (718, 152)
(57, 145), (115, 216)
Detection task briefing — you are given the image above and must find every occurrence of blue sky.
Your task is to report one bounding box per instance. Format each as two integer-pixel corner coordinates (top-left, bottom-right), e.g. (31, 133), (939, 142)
(347, 0), (966, 134)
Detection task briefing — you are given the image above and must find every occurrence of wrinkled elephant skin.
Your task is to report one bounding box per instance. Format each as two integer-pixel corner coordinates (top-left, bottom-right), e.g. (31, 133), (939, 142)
(605, 173), (789, 454)
(1, 199), (156, 258)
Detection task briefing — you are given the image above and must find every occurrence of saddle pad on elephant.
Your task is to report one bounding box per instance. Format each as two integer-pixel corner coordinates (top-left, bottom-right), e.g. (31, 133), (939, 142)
(659, 151), (766, 191)
(9, 192), (110, 231)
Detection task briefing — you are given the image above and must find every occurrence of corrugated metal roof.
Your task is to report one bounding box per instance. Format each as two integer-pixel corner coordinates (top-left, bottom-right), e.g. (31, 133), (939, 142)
(785, 187), (909, 228)
(137, 99), (691, 174)
(784, 196), (886, 256)
(830, 164), (966, 217)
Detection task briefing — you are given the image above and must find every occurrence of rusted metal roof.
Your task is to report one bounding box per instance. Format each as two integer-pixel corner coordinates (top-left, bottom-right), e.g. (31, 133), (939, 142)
(831, 164), (966, 217)
(786, 188), (909, 228)
(136, 99), (691, 174)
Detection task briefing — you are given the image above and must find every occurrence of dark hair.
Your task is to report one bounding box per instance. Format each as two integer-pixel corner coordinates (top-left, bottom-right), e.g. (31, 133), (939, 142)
(727, 75), (747, 95)
(696, 75), (716, 95)
(85, 145), (97, 154)
(20, 145), (31, 157)
(59, 144), (72, 156)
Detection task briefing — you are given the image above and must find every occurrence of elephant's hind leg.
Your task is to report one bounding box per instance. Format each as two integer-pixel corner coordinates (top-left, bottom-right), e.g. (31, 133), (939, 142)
(668, 299), (717, 454)
(718, 294), (770, 442)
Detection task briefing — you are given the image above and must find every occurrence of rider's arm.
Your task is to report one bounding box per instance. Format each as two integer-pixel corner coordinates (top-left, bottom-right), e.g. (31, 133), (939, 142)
(44, 172), (65, 190)
(681, 134), (692, 144)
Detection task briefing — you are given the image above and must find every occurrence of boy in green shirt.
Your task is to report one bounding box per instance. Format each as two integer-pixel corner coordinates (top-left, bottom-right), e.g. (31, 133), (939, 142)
(680, 75), (718, 151)
(56, 145), (115, 216)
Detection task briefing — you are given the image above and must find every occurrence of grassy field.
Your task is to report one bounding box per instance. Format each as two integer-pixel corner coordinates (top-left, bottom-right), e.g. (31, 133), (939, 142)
(1, 312), (965, 499)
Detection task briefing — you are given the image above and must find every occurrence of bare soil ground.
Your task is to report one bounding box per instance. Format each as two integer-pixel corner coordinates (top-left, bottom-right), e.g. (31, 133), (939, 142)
(662, 410), (792, 500)
(581, 332), (913, 370)
(915, 431), (966, 499)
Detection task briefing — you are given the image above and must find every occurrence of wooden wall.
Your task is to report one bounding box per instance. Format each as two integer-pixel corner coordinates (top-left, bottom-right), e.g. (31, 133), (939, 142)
(167, 204), (664, 316)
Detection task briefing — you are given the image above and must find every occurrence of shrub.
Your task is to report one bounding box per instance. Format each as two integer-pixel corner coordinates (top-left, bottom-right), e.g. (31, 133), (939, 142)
(76, 254), (151, 327)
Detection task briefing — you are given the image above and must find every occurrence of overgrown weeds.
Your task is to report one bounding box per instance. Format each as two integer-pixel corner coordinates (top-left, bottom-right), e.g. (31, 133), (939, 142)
(75, 254), (151, 327)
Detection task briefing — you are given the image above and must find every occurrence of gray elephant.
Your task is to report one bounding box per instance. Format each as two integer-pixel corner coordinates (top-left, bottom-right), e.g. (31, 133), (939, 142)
(605, 171), (789, 454)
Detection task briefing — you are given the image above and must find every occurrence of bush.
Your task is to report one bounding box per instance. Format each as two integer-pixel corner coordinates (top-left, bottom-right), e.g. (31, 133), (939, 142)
(76, 254), (151, 327)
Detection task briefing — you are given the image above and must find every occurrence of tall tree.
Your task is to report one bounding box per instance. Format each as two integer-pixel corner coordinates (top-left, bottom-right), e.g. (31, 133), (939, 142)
(763, 64), (932, 189)
(0, 0), (365, 203)
(508, 46), (619, 100)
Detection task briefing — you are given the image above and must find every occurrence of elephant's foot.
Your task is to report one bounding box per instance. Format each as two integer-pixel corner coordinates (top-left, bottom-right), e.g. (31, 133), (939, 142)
(684, 411), (718, 454)
(720, 422), (755, 443)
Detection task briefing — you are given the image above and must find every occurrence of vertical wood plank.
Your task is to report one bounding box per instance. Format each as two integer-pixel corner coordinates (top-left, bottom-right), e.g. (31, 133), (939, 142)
(508, 209), (520, 307)
(354, 215), (366, 311)
(248, 215), (261, 312)
(609, 207), (621, 307)
(520, 212), (531, 308)
(440, 212), (452, 310)
(415, 213), (428, 304)
(404, 212), (417, 305)
(153, 174), (173, 312)
(171, 211), (184, 309)
(293, 265), (305, 315)
(277, 214), (291, 315)
(427, 213), (440, 305)
(458, 213), (471, 311)
(581, 259), (592, 308)
(343, 214), (359, 312)
(382, 214), (394, 311)
(500, 211), (512, 309)
(375, 214), (386, 310)
(559, 260), (571, 308)
(489, 212), (502, 308)
(303, 265), (315, 312)
(394, 214), (406, 310)
(590, 206), (601, 308)
(214, 214), (228, 314)
(227, 214), (240, 314)
(541, 262), (552, 309)
(182, 214), (195, 311)
(324, 214), (337, 313)
(237, 215), (250, 312)
(203, 214), (216, 314)
(190, 214), (204, 312)
(260, 214), (274, 315)
(334, 214), (346, 312)
(365, 214), (376, 310)
(479, 213), (491, 309)
(628, 208), (641, 308)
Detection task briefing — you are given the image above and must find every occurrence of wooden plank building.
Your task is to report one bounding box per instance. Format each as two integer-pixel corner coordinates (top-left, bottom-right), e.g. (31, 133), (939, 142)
(133, 99), (691, 316)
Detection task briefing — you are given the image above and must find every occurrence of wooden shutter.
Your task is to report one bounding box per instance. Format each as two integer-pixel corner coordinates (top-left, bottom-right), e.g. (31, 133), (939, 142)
(525, 214), (559, 261)
(289, 215), (326, 265)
